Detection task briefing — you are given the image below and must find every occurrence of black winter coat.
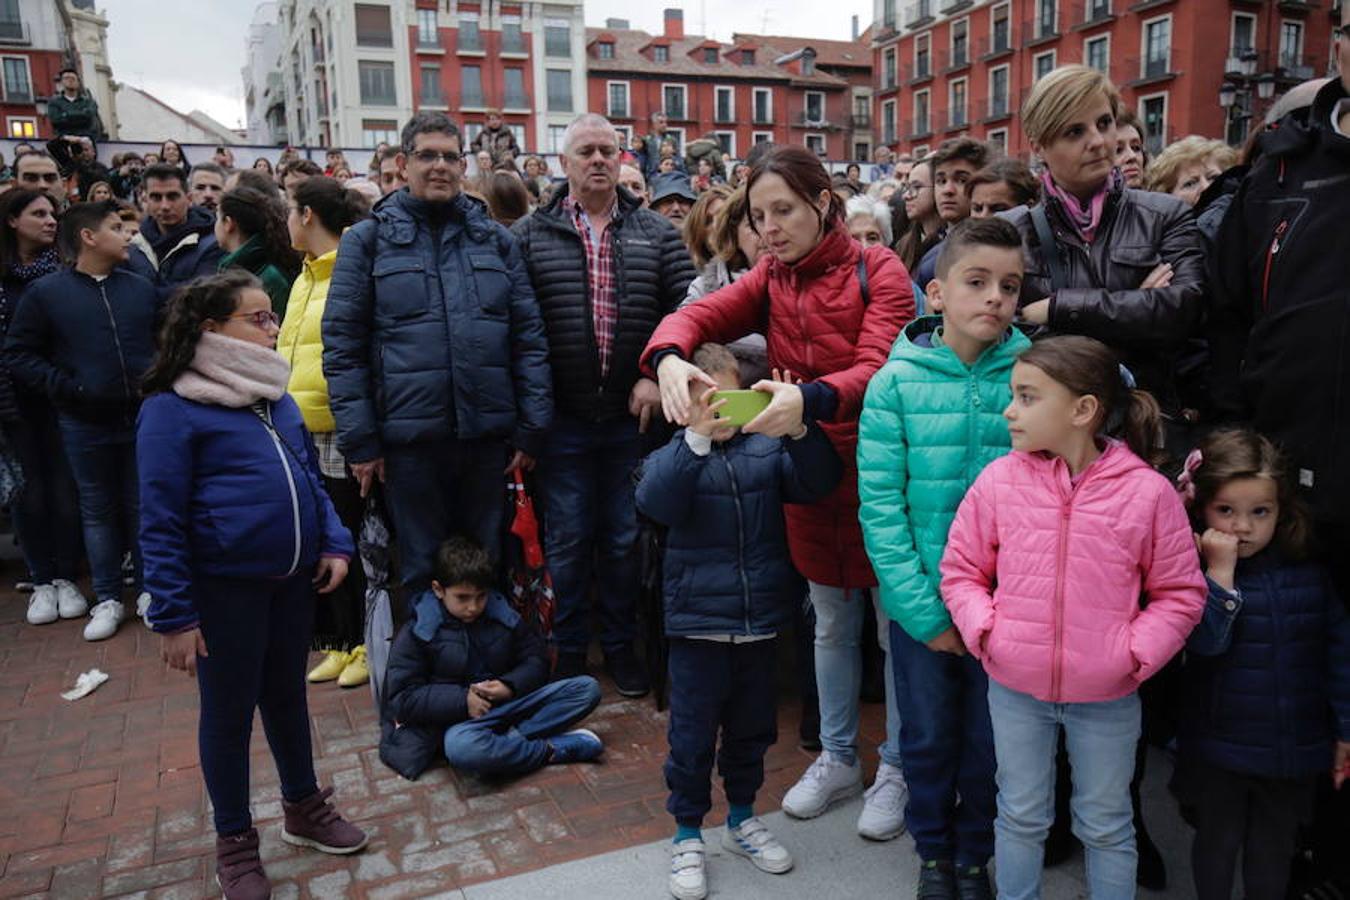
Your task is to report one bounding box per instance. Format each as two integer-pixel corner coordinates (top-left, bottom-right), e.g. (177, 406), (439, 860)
(379, 591), (549, 780)
(0, 249), (61, 424)
(1209, 79), (1350, 525)
(1002, 182), (1206, 414)
(511, 186), (695, 422)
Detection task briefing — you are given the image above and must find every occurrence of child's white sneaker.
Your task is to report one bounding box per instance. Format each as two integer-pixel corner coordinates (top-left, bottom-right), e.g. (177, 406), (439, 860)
(83, 600), (124, 641)
(722, 817), (793, 874)
(53, 579), (89, 619)
(669, 838), (707, 900)
(781, 750), (863, 818)
(857, 761), (909, 840)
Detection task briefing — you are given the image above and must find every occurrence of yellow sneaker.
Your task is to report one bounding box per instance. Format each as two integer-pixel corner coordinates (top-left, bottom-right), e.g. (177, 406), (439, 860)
(307, 649), (349, 683)
(337, 645), (369, 688)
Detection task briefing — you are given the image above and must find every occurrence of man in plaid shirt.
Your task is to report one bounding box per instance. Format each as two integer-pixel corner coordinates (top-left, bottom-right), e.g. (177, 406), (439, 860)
(512, 114), (696, 698)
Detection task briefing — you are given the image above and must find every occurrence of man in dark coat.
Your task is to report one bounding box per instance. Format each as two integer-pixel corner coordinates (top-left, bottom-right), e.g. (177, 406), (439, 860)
(45, 69), (104, 140)
(126, 164), (224, 291)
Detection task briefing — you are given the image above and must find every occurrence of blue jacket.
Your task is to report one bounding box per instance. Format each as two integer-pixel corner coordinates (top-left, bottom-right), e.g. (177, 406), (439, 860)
(635, 426), (843, 637)
(127, 206), (225, 292)
(379, 590), (549, 779)
(137, 392), (354, 634)
(3, 267), (160, 425)
(1180, 552), (1350, 779)
(322, 189), (552, 463)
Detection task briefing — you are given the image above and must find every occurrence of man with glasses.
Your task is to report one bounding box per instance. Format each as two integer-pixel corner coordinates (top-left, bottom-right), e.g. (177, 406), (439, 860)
(323, 112), (551, 598)
(511, 113), (695, 696)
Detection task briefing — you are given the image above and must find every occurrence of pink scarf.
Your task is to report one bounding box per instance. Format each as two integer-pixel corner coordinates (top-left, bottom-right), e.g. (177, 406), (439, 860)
(1040, 169), (1118, 244)
(173, 332), (291, 408)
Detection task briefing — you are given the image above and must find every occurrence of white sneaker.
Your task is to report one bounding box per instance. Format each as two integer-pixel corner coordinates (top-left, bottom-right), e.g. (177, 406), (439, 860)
(53, 579), (89, 619)
(857, 761), (910, 840)
(669, 838), (707, 900)
(781, 751), (863, 819)
(84, 600), (124, 641)
(136, 591), (152, 627)
(26, 584), (58, 625)
(722, 817), (794, 874)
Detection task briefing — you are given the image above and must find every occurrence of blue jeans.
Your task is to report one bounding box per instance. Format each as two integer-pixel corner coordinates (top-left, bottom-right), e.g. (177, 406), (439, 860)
(7, 408), (81, 584)
(809, 582), (902, 768)
(539, 415), (642, 655)
(442, 676), (601, 775)
(58, 416), (139, 603)
(890, 622), (996, 866)
(987, 679), (1141, 900)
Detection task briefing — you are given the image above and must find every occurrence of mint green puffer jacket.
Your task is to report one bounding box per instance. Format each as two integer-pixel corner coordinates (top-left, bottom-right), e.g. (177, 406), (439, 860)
(857, 316), (1031, 643)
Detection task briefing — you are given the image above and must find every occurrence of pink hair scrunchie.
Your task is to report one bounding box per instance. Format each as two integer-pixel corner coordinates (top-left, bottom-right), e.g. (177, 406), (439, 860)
(1176, 448), (1204, 503)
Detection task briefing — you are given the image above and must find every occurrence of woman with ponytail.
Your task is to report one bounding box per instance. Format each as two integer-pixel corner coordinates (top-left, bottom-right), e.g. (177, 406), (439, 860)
(276, 175), (372, 688)
(940, 334), (1206, 900)
(215, 185), (301, 316)
(139, 271), (367, 899)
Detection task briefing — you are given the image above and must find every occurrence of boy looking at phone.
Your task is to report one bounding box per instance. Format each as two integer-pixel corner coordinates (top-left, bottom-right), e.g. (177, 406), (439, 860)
(635, 343), (843, 900)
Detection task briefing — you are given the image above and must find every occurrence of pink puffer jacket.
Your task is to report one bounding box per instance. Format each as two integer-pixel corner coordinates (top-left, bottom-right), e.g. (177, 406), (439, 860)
(940, 441), (1205, 703)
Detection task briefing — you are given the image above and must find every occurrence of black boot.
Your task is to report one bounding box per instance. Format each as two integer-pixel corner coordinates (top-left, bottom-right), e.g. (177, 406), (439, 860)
(917, 860), (957, 900)
(955, 865), (993, 900)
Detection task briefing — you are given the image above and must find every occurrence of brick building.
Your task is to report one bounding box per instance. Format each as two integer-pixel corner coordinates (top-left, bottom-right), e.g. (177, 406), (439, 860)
(871, 0), (1339, 161)
(0, 0), (103, 142)
(585, 9), (870, 161)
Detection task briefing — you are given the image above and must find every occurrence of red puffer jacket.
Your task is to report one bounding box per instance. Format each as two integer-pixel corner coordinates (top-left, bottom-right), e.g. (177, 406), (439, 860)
(642, 227), (915, 588)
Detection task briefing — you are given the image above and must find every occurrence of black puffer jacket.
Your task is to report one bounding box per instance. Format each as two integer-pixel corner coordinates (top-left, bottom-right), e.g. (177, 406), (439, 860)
(1209, 79), (1350, 526)
(511, 186), (695, 422)
(1002, 182), (1206, 414)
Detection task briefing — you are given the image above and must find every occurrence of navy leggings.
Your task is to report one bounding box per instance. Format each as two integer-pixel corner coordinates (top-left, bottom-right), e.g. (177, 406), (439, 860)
(194, 573), (319, 835)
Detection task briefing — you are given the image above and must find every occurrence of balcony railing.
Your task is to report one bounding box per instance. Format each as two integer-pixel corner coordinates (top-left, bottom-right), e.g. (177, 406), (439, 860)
(1072, 0), (1114, 26)
(904, 117), (933, 139)
(356, 30), (394, 48)
(852, 112), (872, 129)
(501, 30), (526, 53)
(979, 25), (1016, 58)
(943, 46), (970, 71)
(940, 0), (974, 12)
(457, 32), (483, 52)
(905, 59), (933, 83)
(797, 111), (832, 127)
(979, 97), (1011, 121)
(947, 108), (969, 130)
(505, 92), (529, 109)
(905, 1), (935, 29)
(1276, 0), (1315, 12)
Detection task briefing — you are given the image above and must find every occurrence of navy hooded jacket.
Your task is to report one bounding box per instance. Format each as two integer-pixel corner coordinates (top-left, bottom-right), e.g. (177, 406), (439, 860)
(635, 425), (843, 637)
(322, 189), (552, 463)
(137, 391), (354, 634)
(379, 590), (549, 779)
(127, 206), (225, 291)
(1180, 552), (1350, 779)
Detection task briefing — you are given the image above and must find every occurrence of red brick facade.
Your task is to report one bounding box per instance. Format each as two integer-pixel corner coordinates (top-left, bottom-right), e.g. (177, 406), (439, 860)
(1, 49), (67, 141)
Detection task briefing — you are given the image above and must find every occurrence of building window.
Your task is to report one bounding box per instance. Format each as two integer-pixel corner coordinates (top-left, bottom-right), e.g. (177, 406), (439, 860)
(354, 4), (393, 48)
(742, 49), (755, 66)
(461, 65), (483, 107)
(458, 16), (482, 52)
(914, 89), (930, 135)
(950, 78), (967, 128)
(417, 9), (438, 47)
(1230, 13), (1256, 61)
(7, 116), (35, 138)
(884, 49), (896, 88)
(1143, 16), (1171, 78)
(1280, 21), (1304, 70)
(547, 124), (568, 154)
(805, 91), (825, 124)
(1034, 50), (1056, 82)
(753, 88), (772, 124)
(882, 98), (897, 144)
(805, 133), (826, 155)
(714, 131), (735, 156)
(987, 128), (1007, 151)
(358, 61), (396, 106)
(499, 69), (526, 109)
(802, 50), (815, 76)
(545, 19), (570, 57)
(704, 47), (718, 63)
(1088, 0), (1110, 18)
(989, 65), (1009, 117)
(752, 130), (773, 145)
(1037, 0), (1057, 37)
(883, 0), (896, 29)
(666, 128), (686, 153)
(597, 41), (614, 59)
(608, 81), (629, 118)
(915, 34), (930, 79)
(653, 45), (669, 63)
(547, 69), (572, 112)
(614, 125), (632, 147)
(419, 65), (443, 105)
(663, 84), (687, 120)
(715, 86), (734, 123)
(951, 19), (968, 68)
(991, 3), (1010, 53)
(1085, 35), (1109, 74)
(1141, 93), (1167, 156)
(501, 19), (524, 53)
(1, 56), (30, 103)
(362, 119), (399, 148)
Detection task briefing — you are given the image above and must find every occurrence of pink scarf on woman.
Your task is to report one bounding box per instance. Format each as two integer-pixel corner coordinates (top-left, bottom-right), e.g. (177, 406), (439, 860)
(1040, 169), (1119, 244)
(172, 331), (291, 408)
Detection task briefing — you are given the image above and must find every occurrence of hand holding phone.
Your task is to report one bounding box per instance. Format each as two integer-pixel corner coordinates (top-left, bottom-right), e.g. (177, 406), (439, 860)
(710, 390), (771, 428)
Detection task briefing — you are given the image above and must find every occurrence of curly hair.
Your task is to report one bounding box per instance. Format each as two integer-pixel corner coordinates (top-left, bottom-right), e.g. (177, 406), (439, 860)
(141, 271), (263, 395)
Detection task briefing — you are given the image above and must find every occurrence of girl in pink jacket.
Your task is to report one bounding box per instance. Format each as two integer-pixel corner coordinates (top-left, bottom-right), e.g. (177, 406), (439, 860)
(940, 336), (1205, 900)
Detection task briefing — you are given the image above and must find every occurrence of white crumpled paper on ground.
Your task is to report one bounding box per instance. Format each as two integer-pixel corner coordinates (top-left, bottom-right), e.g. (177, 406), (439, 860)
(61, 668), (109, 701)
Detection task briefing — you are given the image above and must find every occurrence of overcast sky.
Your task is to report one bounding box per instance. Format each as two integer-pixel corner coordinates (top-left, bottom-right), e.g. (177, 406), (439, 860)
(100, 0), (873, 133)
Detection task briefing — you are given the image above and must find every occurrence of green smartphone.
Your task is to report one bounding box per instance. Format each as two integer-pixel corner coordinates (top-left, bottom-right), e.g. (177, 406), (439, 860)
(711, 390), (770, 427)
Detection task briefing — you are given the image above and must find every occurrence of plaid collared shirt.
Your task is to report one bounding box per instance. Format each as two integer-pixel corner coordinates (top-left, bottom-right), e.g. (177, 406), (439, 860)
(564, 195), (619, 378)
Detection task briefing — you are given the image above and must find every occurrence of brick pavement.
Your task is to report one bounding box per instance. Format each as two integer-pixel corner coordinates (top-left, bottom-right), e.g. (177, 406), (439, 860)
(0, 587), (887, 899)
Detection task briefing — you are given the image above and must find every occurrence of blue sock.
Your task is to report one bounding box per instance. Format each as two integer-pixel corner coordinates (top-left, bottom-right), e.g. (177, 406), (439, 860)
(674, 824), (702, 844)
(727, 804), (753, 829)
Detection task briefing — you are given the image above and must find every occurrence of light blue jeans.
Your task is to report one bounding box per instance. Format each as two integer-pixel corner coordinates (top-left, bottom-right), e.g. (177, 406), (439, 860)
(809, 581), (902, 768)
(987, 679), (1141, 900)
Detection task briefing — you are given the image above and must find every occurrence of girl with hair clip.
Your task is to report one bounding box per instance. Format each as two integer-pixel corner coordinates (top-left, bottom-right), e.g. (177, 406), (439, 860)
(940, 335), (1206, 900)
(1175, 428), (1350, 900)
(139, 271), (367, 899)
(215, 185), (301, 316)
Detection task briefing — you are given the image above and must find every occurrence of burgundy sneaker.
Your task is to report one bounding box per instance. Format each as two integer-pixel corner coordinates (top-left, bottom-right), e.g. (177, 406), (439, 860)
(281, 786), (368, 855)
(216, 828), (272, 900)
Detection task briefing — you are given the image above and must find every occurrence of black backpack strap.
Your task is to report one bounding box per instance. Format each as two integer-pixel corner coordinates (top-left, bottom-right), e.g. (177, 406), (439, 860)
(856, 255), (870, 307)
(1029, 204), (1067, 293)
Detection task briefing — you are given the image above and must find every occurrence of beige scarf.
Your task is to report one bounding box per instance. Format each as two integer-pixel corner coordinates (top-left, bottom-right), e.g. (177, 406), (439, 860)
(172, 331), (291, 408)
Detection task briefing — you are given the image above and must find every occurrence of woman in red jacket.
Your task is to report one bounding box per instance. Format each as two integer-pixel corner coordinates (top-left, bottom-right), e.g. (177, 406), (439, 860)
(643, 144), (915, 840)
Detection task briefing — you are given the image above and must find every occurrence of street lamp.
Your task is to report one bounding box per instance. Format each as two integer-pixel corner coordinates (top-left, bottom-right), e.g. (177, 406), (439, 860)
(1256, 73), (1276, 101)
(1218, 82), (1237, 109)
(1240, 49), (1259, 78)
(34, 96), (48, 117)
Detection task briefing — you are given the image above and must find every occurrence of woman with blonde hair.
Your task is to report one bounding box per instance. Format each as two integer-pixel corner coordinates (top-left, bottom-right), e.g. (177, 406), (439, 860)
(1144, 136), (1238, 207)
(681, 183), (733, 271)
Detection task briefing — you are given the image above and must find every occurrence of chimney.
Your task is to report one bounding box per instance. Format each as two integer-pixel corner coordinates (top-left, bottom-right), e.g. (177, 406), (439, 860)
(852, 15), (859, 40)
(663, 8), (684, 41)
(605, 18), (630, 29)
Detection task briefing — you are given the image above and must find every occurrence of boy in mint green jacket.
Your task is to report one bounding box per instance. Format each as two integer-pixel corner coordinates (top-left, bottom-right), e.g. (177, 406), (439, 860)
(857, 217), (1030, 898)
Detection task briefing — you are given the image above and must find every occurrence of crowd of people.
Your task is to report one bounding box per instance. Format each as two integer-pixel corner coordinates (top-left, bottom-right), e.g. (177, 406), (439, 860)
(1, 24), (1348, 900)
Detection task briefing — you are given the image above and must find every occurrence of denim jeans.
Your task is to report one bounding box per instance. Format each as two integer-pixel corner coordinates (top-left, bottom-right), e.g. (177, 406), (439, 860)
(58, 416), (139, 603)
(890, 622), (996, 866)
(195, 574), (318, 836)
(539, 415), (642, 655)
(987, 679), (1141, 900)
(7, 408), (81, 584)
(809, 582), (902, 768)
(442, 676), (601, 775)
